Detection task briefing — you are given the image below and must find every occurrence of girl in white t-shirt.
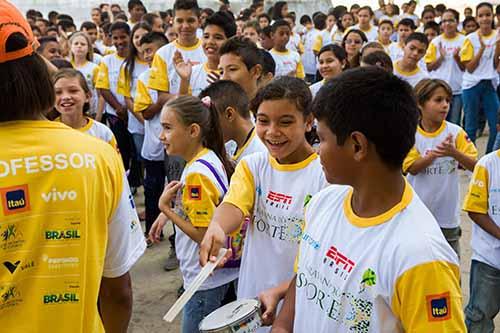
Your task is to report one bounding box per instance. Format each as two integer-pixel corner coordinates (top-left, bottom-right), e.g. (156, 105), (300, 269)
(310, 44), (348, 97)
(53, 68), (117, 150)
(403, 79), (478, 256)
(149, 96), (238, 333)
(69, 32), (100, 117)
(200, 77), (328, 332)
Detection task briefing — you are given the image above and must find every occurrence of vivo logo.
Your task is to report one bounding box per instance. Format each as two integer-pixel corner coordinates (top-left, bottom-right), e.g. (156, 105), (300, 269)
(41, 189), (77, 202)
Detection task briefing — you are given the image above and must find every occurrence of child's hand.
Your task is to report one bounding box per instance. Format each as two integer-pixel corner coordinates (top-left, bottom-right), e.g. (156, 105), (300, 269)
(439, 42), (447, 59)
(158, 181), (182, 213)
(259, 288), (281, 326)
(433, 134), (457, 157)
(149, 214), (167, 244)
(478, 32), (486, 49)
(199, 223), (229, 267)
(173, 50), (192, 80)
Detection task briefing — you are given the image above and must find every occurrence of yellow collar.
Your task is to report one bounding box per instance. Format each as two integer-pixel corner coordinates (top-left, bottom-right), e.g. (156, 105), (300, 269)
(269, 153), (318, 171)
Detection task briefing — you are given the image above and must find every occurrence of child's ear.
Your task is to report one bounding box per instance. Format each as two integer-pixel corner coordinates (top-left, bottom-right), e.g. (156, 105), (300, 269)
(189, 123), (201, 139)
(350, 131), (369, 162)
(85, 90), (92, 103)
(304, 113), (314, 132)
(225, 107), (236, 122)
(250, 64), (263, 81)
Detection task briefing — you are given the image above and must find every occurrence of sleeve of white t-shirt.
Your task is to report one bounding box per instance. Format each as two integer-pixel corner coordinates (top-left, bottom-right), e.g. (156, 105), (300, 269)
(102, 176), (147, 278)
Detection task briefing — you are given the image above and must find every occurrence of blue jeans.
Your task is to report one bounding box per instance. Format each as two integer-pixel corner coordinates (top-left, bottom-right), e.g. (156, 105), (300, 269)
(465, 260), (500, 333)
(182, 282), (233, 333)
(447, 94), (463, 125)
(462, 80), (499, 153)
(494, 132), (500, 151)
(143, 160), (165, 235)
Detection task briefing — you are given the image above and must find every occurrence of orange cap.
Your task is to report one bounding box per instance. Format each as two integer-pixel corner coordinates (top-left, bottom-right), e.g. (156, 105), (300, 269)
(0, 0), (35, 63)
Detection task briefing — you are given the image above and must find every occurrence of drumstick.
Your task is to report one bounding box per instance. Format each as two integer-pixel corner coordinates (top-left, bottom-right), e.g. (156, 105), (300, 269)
(163, 248), (228, 323)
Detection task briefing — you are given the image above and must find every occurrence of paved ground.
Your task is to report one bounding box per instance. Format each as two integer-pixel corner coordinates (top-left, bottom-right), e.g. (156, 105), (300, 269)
(128, 135), (499, 332)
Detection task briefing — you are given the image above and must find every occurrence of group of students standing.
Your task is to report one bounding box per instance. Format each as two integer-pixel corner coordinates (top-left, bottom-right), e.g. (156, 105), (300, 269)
(1, 0), (499, 332)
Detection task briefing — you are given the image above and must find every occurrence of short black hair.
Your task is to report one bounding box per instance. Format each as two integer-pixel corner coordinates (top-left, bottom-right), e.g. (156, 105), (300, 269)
(57, 19), (76, 31)
(204, 11), (237, 38)
(423, 21), (440, 34)
(421, 8), (435, 18)
(361, 50), (393, 73)
(173, 0), (200, 16)
(313, 13), (327, 30)
(80, 21), (97, 31)
(435, 3), (446, 12)
(251, 76), (312, 117)
(110, 21), (131, 35)
(444, 8), (460, 22)
(257, 13), (271, 22)
(56, 14), (74, 23)
(143, 13), (161, 25)
(300, 15), (312, 25)
(397, 18), (417, 30)
(220, 36), (262, 71)
(199, 80), (250, 119)
(271, 19), (291, 33)
(51, 58), (73, 69)
(261, 25), (272, 38)
(463, 16), (478, 29)
(37, 36), (58, 52)
(128, 0), (145, 11)
(0, 34), (54, 122)
(405, 32), (429, 48)
(48, 11), (59, 20)
(139, 31), (168, 46)
(259, 49), (276, 76)
(313, 67), (418, 169)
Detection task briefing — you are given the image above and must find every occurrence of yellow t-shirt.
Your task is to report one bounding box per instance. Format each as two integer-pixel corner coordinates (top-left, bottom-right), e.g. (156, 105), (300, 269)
(0, 121), (146, 332)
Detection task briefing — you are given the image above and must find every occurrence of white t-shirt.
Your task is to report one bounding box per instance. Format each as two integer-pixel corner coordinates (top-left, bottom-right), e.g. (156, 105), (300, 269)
(425, 34), (466, 95)
(117, 58), (149, 135)
(189, 62), (219, 97)
(133, 69), (164, 161)
(460, 30), (499, 90)
(287, 32), (303, 54)
(347, 24), (379, 42)
(294, 182), (466, 332)
(95, 54), (126, 117)
(270, 49), (305, 79)
(309, 79), (325, 98)
(302, 28), (321, 75)
(148, 39), (207, 95)
(174, 148), (239, 290)
(404, 121), (478, 228)
(393, 61), (429, 87)
(463, 149), (500, 270)
(231, 128), (267, 163)
(223, 153), (328, 315)
(73, 61), (100, 115)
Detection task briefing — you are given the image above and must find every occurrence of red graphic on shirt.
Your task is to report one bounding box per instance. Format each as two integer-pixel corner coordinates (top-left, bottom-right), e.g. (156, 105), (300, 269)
(324, 245), (356, 273)
(266, 191), (293, 205)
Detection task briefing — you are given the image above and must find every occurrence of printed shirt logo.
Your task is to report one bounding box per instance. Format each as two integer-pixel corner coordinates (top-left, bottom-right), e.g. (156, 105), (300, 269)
(0, 285), (22, 309)
(0, 185), (30, 215)
(0, 224), (25, 251)
(3, 260), (20, 274)
(427, 292), (451, 322)
(359, 268), (376, 294)
(188, 185), (202, 200)
(323, 245), (356, 279)
(266, 190), (293, 209)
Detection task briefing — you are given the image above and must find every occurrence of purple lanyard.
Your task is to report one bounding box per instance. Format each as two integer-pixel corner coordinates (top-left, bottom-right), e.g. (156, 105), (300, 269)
(195, 159), (228, 194)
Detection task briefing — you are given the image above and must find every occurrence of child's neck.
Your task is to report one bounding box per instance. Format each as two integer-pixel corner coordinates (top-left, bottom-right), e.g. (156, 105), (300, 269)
(360, 22), (370, 30)
(73, 55), (87, 67)
(277, 142), (314, 165)
(480, 26), (492, 36)
(178, 36), (198, 48)
(444, 30), (457, 39)
(232, 120), (254, 149)
(379, 36), (390, 45)
(137, 51), (146, 62)
(399, 58), (418, 72)
(61, 113), (87, 130)
(273, 45), (287, 52)
(206, 57), (219, 71)
(420, 117), (443, 133)
(182, 143), (205, 163)
(350, 168), (406, 219)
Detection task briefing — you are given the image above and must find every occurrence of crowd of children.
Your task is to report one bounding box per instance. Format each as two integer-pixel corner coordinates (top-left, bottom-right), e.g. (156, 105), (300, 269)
(1, 0), (500, 331)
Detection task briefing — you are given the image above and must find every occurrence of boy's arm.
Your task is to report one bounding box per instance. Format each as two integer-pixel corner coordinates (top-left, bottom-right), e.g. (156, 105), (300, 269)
(99, 273), (133, 333)
(200, 160), (255, 265)
(271, 275), (296, 333)
(403, 146), (436, 175)
(469, 212), (500, 239)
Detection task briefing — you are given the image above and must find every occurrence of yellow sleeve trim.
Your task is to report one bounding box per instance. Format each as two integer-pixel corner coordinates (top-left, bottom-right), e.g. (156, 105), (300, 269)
(95, 61), (110, 90)
(182, 173), (221, 228)
(455, 130), (478, 159)
(116, 66), (131, 98)
(424, 42), (437, 64)
(460, 39), (473, 62)
(296, 59), (305, 79)
(312, 34), (323, 53)
(403, 146), (421, 173)
(223, 160), (255, 217)
(148, 53), (170, 92)
(463, 164), (489, 214)
(391, 261), (465, 332)
(134, 78), (153, 113)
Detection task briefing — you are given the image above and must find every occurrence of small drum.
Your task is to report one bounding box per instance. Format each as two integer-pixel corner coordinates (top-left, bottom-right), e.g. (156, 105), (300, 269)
(199, 299), (262, 333)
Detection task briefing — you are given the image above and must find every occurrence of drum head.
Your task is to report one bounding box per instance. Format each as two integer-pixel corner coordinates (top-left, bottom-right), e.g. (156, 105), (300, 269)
(199, 299), (260, 330)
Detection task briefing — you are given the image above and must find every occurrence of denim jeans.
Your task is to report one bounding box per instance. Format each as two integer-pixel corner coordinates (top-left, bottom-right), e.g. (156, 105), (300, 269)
(465, 260), (500, 333)
(494, 132), (500, 151)
(143, 160), (165, 235)
(447, 94), (463, 125)
(182, 282), (233, 333)
(462, 80), (499, 153)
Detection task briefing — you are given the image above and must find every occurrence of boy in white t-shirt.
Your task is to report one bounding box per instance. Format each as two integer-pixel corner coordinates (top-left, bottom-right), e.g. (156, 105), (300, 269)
(394, 32), (430, 87)
(270, 20), (305, 79)
(271, 67), (466, 332)
(462, 149), (500, 332)
(300, 15), (320, 83)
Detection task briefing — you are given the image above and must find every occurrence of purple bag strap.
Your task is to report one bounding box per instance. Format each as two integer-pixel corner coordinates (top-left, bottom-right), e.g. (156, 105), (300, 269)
(195, 159), (228, 194)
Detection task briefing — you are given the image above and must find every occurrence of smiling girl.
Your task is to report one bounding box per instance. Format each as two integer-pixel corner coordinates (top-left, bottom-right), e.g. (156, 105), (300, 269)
(310, 44), (348, 97)
(199, 77), (328, 332)
(342, 29), (367, 68)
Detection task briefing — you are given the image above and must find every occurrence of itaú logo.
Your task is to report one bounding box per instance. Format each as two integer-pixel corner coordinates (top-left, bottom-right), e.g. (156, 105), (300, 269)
(41, 188), (77, 202)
